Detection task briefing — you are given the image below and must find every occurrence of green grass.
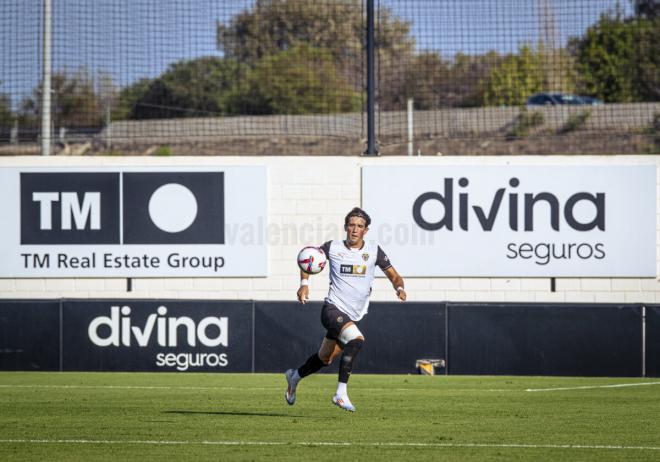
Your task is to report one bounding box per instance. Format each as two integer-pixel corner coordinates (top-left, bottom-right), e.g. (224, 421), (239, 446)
(1, 373), (659, 461)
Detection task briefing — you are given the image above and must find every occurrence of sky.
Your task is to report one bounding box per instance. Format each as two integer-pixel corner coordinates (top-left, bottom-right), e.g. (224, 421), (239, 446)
(0, 0), (634, 107)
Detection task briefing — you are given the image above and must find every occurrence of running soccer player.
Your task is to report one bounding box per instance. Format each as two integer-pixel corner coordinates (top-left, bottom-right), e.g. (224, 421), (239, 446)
(285, 207), (406, 412)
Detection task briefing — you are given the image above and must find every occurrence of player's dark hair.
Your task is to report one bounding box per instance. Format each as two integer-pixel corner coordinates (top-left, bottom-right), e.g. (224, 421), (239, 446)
(344, 207), (371, 227)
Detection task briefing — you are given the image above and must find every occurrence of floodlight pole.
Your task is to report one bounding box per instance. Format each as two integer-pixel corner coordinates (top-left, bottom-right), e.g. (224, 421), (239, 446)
(364, 0), (378, 155)
(41, 0), (52, 156)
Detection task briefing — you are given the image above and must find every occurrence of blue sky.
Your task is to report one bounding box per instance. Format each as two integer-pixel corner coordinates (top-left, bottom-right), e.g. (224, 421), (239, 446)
(403, 0), (633, 56)
(0, 0), (634, 107)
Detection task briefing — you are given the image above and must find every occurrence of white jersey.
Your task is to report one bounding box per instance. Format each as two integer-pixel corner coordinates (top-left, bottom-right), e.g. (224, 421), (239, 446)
(319, 239), (392, 322)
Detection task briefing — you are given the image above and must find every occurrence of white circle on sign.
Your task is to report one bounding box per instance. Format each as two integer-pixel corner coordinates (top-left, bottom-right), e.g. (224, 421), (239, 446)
(148, 183), (198, 233)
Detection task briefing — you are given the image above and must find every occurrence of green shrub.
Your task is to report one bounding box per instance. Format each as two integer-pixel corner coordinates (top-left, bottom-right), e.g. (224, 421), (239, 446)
(559, 110), (591, 134)
(154, 145), (172, 156)
(507, 108), (545, 139)
(652, 113), (660, 133)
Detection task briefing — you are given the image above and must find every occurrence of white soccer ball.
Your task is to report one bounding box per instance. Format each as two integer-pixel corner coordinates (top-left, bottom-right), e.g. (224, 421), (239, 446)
(297, 246), (327, 274)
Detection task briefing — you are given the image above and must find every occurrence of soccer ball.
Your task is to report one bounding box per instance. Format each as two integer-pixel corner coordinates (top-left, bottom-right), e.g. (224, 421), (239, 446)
(297, 246), (327, 274)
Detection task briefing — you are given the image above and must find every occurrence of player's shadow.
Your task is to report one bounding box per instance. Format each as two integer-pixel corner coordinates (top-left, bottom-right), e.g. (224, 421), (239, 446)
(163, 410), (307, 418)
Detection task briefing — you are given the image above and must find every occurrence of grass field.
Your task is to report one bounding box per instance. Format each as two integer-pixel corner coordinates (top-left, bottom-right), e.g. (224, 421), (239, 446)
(1, 372), (659, 461)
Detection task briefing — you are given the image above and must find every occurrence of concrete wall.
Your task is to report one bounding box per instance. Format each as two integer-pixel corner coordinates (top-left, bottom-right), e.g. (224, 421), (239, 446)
(0, 155), (658, 303)
(104, 102), (660, 142)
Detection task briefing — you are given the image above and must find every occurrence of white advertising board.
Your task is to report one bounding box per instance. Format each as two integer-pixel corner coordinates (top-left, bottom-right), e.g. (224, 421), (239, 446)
(363, 165), (656, 277)
(0, 166), (267, 277)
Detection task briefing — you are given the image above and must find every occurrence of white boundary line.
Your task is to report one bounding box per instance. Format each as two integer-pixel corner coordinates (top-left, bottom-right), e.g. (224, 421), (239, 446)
(3, 383), (659, 393)
(0, 384), (514, 392)
(0, 439), (659, 451)
(526, 381), (660, 392)
(0, 384), (236, 391)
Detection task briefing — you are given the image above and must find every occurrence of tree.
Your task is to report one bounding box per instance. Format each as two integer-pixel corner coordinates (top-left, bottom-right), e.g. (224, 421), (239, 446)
(217, 0), (414, 92)
(570, 7), (658, 102)
(481, 44), (577, 107)
(0, 93), (12, 127)
(633, 14), (660, 100)
(117, 57), (243, 120)
(384, 52), (449, 110)
(52, 71), (103, 127)
(570, 11), (637, 102)
(482, 46), (545, 106)
(20, 69), (103, 127)
(633, 0), (659, 19)
(223, 44), (361, 115)
(114, 78), (153, 120)
(441, 52), (504, 108)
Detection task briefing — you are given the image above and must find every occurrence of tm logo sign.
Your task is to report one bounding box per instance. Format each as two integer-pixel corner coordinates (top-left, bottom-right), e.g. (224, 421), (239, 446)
(20, 172), (224, 245)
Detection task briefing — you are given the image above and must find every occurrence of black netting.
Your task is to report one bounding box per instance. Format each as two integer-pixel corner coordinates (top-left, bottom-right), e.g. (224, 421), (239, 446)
(0, 0), (657, 155)
(376, 0), (659, 154)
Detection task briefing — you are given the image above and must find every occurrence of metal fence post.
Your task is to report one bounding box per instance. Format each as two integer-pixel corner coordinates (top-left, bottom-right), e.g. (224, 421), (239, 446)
(41, 0), (52, 156)
(364, 0), (378, 156)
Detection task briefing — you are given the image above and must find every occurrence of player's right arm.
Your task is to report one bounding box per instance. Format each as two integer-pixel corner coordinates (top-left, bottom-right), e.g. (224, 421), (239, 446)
(297, 270), (310, 304)
(297, 241), (330, 304)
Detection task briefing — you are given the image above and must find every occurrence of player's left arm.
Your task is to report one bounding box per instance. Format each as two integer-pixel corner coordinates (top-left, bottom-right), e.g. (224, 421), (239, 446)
(376, 245), (406, 301)
(383, 266), (406, 301)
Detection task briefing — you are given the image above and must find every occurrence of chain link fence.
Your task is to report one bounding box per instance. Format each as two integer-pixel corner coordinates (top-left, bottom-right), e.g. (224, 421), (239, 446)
(1, 0), (658, 155)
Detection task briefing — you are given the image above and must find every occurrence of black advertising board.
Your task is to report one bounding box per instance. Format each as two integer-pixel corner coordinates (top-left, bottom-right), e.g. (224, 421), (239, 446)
(253, 301), (329, 373)
(358, 302), (446, 374)
(61, 300), (253, 372)
(448, 303), (642, 376)
(0, 300), (61, 371)
(253, 301), (446, 374)
(0, 299), (654, 376)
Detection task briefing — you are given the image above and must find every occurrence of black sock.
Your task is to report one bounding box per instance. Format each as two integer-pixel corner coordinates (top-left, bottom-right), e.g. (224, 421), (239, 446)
(297, 353), (325, 378)
(338, 339), (363, 383)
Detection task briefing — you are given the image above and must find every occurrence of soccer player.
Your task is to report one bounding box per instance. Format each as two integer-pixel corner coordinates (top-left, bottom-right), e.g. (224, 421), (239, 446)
(285, 207), (406, 412)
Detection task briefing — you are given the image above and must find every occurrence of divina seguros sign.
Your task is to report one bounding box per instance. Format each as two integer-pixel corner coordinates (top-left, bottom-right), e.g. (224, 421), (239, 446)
(363, 165), (656, 277)
(0, 167), (267, 277)
(88, 305), (229, 371)
(61, 300), (253, 372)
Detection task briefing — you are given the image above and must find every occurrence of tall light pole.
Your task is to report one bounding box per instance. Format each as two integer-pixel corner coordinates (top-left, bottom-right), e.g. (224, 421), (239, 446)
(41, 0), (52, 156)
(364, 0), (378, 155)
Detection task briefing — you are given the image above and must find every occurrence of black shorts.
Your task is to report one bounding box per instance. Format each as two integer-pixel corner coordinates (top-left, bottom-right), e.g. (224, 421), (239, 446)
(321, 303), (356, 342)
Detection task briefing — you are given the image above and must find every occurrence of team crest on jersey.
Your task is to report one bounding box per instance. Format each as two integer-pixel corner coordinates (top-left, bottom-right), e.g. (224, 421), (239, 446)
(362, 253), (369, 261)
(337, 316), (344, 323)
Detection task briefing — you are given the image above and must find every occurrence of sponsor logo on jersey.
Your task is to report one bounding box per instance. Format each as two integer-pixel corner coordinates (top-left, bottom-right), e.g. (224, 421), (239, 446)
(340, 264), (367, 276)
